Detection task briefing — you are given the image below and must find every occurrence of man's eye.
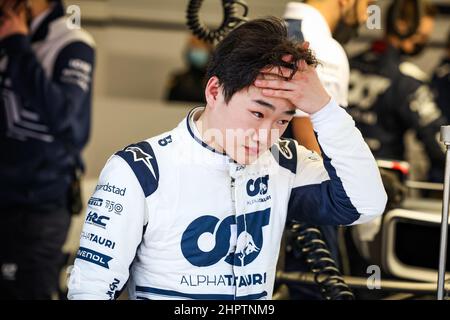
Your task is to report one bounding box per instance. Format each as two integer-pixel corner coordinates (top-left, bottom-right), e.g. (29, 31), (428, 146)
(278, 119), (290, 125)
(252, 111), (263, 119)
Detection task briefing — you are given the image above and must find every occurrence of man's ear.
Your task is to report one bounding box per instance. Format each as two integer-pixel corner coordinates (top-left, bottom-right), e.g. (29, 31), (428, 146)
(205, 76), (221, 108)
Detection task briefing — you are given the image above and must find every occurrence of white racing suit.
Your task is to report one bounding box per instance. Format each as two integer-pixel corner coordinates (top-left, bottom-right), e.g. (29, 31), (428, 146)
(68, 99), (387, 300)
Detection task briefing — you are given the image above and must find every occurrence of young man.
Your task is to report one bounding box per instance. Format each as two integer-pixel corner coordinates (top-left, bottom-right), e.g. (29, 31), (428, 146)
(68, 17), (386, 300)
(0, 0), (95, 299)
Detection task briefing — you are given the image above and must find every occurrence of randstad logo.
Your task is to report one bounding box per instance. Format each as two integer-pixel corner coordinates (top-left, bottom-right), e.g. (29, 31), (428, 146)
(246, 175), (269, 197)
(95, 183), (126, 196)
(181, 209), (270, 267)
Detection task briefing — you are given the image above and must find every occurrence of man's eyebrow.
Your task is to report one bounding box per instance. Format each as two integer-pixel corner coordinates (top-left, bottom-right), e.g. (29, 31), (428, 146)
(253, 99), (296, 115)
(254, 99), (275, 110)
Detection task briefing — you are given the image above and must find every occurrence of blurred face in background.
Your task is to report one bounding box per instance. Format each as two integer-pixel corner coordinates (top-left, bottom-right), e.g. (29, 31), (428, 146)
(0, 0), (51, 24)
(185, 36), (212, 71)
(333, 0), (377, 44)
(341, 0), (377, 26)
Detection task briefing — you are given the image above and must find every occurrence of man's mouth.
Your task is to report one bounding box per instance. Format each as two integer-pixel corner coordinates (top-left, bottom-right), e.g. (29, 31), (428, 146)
(244, 145), (260, 155)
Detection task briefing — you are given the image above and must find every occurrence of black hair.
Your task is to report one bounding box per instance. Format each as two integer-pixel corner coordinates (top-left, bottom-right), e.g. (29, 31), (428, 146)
(206, 17), (318, 103)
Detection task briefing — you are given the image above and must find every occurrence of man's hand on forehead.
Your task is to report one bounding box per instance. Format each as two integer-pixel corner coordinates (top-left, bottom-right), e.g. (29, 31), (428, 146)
(259, 42), (311, 80)
(254, 42), (331, 114)
(256, 72), (287, 82)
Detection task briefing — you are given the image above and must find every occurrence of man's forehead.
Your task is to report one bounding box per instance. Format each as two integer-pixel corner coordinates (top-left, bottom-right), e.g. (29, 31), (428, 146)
(246, 85), (296, 112)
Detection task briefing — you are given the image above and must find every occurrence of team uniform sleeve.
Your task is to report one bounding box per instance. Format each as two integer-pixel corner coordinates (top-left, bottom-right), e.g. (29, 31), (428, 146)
(431, 62), (450, 120)
(287, 99), (387, 225)
(67, 155), (148, 300)
(399, 84), (446, 182)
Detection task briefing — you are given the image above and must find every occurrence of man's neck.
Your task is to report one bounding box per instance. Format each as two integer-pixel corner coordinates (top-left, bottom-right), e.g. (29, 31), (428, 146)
(194, 108), (225, 154)
(307, 0), (341, 32)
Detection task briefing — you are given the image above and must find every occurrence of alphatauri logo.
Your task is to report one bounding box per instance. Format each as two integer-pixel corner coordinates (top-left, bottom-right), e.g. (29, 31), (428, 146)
(246, 175), (269, 197)
(181, 209), (270, 267)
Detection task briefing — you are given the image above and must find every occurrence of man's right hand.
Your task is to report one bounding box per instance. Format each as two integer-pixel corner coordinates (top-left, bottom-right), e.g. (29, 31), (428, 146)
(253, 42), (331, 115)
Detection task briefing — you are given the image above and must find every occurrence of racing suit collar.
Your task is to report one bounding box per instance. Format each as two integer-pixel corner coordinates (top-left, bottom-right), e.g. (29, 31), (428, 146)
(183, 107), (237, 170)
(186, 107), (228, 156)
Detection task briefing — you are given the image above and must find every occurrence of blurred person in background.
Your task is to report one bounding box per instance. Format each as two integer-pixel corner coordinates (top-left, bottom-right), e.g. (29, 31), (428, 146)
(0, 0), (95, 299)
(346, 1), (446, 292)
(431, 30), (450, 121)
(165, 35), (212, 103)
(282, 0), (376, 153)
(281, 0), (375, 300)
(347, 0), (446, 184)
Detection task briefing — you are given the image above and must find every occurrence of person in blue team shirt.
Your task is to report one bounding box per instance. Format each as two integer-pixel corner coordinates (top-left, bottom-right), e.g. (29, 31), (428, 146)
(431, 31), (450, 122)
(0, 0), (95, 299)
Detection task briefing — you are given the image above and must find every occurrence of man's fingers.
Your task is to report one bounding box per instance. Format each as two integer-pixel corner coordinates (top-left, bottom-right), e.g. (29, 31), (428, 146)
(300, 41), (310, 50)
(259, 65), (277, 74)
(297, 59), (317, 74)
(260, 67), (295, 79)
(281, 54), (294, 63)
(260, 88), (291, 99)
(254, 79), (296, 91)
(297, 59), (308, 72)
(260, 65), (292, 75)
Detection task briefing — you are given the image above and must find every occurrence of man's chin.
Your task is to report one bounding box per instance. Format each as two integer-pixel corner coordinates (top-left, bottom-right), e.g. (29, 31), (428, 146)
(227, 145), (271, 165)
(231, 153), (261, 166)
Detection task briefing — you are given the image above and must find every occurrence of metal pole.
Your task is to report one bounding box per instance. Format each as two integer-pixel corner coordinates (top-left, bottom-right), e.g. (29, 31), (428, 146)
(437, 126), (450, 300)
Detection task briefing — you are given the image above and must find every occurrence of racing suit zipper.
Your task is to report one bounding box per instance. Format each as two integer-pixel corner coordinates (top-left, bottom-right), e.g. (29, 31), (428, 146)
(230, 175), (238, 298)
(230, 177), (236, 207)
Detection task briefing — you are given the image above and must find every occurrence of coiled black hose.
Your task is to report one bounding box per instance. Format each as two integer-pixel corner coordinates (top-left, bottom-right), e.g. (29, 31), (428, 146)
(186, 0), (249, 43)
(289, 222), (355, 300)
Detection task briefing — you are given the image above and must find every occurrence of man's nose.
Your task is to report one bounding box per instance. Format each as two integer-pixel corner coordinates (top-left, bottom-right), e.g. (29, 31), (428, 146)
(252, 122), (273, 145)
